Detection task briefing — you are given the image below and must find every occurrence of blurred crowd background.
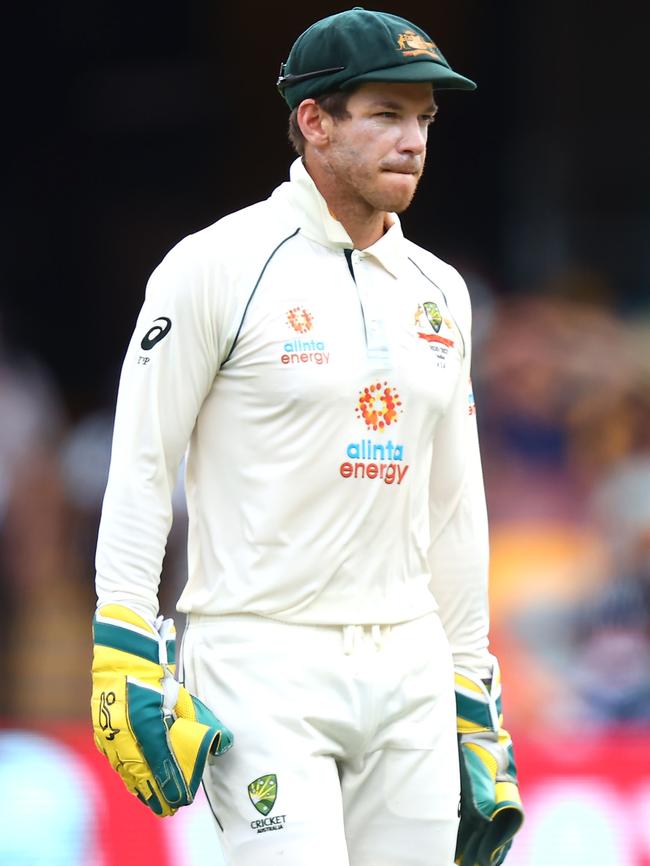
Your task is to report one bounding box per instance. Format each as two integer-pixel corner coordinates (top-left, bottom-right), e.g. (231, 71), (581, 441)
(1, 0), (648, 762)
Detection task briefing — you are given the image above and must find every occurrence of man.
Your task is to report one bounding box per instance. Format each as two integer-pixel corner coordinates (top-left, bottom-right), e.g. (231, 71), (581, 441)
(91, 8), (523, 866)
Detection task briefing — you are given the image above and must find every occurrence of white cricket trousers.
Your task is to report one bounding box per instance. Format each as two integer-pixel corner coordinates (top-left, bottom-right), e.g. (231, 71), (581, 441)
(181, 611), (460, 866)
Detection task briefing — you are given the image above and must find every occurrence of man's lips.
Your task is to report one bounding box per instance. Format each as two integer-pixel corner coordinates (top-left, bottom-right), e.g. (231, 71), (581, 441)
(381, 165), (420, 175)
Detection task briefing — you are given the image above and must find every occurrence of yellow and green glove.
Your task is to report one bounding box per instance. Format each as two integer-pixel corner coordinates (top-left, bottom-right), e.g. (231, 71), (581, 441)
(91, 604), (233, 817)
(454, 661), (524, 865)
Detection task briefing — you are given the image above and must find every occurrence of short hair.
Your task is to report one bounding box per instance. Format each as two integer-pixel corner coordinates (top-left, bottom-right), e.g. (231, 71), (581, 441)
(287, 90), (353, 156)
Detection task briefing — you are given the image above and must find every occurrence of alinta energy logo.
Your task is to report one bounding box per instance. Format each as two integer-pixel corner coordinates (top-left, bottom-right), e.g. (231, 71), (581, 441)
(468, 378), (476, 416)
(340, 381), (409, 485)
(280, 306), (330, 366)
(248, 774), (287, 835)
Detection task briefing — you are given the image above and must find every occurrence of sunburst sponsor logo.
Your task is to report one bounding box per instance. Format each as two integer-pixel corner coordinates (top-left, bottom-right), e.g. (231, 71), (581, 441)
(286, 307), (313, 333)
(355, 381), (402, 431)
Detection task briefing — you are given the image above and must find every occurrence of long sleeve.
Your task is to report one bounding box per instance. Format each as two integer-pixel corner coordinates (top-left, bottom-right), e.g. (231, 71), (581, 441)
(95, 235), (223, 621)
(427, 288), (492, 676)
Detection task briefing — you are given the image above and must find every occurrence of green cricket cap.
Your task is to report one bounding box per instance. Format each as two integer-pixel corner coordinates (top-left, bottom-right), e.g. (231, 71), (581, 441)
(277, 7), (476, 109)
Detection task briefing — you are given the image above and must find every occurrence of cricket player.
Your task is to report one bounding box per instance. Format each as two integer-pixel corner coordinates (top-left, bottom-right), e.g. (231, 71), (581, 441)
(91, 8), (523, 866)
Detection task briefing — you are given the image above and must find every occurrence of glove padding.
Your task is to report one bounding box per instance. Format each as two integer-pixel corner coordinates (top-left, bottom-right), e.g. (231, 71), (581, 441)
(91, 604), (233, 817)
(455, 662), (523, 865)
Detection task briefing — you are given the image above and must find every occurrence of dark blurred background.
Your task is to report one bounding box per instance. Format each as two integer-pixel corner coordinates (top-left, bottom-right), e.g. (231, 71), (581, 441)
(5, 0), (648, 416)
(1, 2), (649, 861)
(0, 0), (650, 866)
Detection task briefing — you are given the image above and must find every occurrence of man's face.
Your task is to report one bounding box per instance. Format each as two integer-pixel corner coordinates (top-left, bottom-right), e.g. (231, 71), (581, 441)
(322, 81), (438, 215)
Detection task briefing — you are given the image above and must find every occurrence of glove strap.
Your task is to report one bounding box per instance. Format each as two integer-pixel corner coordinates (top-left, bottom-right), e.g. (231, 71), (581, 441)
(455, 660), (502, 735)
(93, 604), (176, 666)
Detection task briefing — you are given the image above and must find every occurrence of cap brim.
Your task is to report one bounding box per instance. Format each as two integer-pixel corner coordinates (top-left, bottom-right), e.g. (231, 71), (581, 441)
(343, 60), (477, 91)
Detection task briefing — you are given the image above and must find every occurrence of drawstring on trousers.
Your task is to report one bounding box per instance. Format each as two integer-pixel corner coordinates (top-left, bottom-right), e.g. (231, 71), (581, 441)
(342, 624), (390, 655)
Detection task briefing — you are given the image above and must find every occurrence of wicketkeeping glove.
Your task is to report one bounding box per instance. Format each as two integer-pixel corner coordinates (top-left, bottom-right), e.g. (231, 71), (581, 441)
(91, 604), (233, 817)
(454, 661), (523, 866)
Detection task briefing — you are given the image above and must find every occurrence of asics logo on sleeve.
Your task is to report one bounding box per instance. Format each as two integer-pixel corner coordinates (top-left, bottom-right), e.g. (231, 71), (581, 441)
(141, 317), (172, 350)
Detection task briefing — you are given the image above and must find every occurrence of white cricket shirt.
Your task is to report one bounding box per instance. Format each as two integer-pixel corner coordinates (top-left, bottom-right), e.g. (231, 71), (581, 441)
(96, 158), (491, 670)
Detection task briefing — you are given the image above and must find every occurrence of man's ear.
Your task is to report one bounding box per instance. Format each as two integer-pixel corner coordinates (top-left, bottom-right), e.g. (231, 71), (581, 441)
(296, 99), (333, 147)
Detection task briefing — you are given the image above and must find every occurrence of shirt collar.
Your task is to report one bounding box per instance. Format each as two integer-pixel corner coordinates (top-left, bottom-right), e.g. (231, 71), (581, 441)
(278, 157), (407, 279)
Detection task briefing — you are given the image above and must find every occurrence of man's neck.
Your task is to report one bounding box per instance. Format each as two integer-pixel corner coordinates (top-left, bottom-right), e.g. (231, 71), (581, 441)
(303, 157), (388, 250)
(327, 198), (388, 250)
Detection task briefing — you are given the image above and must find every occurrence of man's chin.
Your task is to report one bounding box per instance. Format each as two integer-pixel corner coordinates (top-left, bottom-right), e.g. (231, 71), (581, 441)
(374, 191), (417, 214)
(376, 174), (419, 212)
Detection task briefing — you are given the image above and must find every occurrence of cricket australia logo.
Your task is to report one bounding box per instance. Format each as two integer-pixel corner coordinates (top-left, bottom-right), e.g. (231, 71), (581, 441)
(423, 301), (442, 333)
(248, 774), (287, 834)
(248, 774), (278, 816)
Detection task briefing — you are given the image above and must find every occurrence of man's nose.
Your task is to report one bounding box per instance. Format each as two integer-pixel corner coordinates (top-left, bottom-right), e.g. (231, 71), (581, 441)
(398, 118), (427, 155)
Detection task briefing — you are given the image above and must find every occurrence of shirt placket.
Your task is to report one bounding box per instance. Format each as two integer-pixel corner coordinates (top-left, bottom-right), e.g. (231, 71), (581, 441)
(351, 250), (391, 369)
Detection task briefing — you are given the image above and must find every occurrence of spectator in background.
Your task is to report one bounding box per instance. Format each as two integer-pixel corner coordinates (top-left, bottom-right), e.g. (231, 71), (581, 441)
(60, 408), (190, 621)
(0, 301), (191, 721)
(476, 290), (640, 524)
(480, 282), (650, 728)
(488, 309), (650, 725)
(568, 376), (650, 724)
(0, 730), (99, 864)
(0, 310), (89, 720)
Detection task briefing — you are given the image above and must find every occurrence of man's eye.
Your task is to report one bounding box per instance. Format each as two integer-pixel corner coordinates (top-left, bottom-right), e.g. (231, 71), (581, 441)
(377, 112), (398, 118)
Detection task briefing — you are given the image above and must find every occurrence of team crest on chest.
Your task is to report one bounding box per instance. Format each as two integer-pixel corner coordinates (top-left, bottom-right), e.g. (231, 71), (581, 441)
(414, 301), (455, 367)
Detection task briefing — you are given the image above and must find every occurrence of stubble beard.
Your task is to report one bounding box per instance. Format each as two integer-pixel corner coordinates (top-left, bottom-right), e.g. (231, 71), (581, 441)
(374, 170), (422, 214)
(327, 149), (424, 217)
